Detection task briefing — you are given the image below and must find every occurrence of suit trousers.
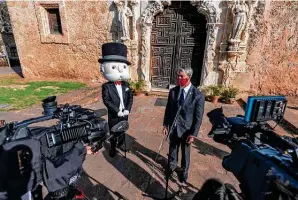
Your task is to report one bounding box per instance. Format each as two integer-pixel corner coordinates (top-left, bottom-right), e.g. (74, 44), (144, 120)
(168, 130), (191, 177)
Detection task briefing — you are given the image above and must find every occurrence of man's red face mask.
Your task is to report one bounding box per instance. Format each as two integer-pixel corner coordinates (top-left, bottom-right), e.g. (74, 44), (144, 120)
(177, 73), (190, 87)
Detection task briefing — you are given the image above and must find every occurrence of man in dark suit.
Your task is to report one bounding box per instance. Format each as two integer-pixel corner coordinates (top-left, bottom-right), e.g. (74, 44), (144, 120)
(99, 42), (134, 158)
(163, 66), (205, 184)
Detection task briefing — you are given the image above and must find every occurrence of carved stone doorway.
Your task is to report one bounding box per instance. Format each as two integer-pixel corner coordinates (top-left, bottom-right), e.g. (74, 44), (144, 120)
(150, 1), (207, 89)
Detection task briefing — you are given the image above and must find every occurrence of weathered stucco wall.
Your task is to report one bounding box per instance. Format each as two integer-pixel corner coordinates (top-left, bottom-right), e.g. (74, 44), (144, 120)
(7, 1), (115, 82)
(7, 0), (298, 95)
(246, 1), (298, 96)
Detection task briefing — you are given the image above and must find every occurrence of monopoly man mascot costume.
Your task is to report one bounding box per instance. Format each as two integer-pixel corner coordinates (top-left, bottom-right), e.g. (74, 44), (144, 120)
(99, 42), (133, 158)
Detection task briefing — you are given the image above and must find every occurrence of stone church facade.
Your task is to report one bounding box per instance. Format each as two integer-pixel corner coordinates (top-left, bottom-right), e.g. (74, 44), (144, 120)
(6, 0), (298, 95)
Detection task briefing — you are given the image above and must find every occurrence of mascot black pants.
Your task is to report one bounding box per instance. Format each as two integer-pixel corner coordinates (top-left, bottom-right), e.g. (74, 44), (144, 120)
(109, 116), (128, 150)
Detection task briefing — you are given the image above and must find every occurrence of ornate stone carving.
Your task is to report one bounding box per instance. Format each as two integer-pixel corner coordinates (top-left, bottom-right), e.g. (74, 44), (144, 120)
(139, 1), (168, 90)
(189, 1), (220, 86)
(190, 0), (219, 23)
(130, 0), (138, 40)
(139, 0), (221, 90)
(114, 0), (133, 41)
(129, 0), (139, 80)
(140, 24), (152, 88)
(0, 2), (12, 33)
(228, 0), (249, 50)
(140, 1), (166, 25)
(218, 56), (238, 86)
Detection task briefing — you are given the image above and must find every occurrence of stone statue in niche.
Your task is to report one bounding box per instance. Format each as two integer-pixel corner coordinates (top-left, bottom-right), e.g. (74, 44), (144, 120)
(229, 0), (249, 44)
(219, 56), (238, 86)
(114, 0), (132, 41)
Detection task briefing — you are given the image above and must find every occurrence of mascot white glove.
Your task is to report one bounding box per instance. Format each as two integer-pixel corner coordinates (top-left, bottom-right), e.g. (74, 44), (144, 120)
(123, 110), (129, 116)
(117, 111), (124, 117)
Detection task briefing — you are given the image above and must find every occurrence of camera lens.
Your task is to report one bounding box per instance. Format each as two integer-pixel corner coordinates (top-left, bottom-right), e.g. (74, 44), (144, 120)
(42, 96), (57, 115)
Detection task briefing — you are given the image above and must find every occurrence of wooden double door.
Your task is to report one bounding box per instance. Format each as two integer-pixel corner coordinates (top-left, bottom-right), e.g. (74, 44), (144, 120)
(151, 1), (207, 89)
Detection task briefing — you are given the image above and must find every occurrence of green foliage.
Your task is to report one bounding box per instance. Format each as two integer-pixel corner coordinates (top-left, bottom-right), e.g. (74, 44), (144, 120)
(0, 78), (85, 111)
(207, 85), (224, 96)
(128, 79), (146, 93)
(222, 87), (239, 99)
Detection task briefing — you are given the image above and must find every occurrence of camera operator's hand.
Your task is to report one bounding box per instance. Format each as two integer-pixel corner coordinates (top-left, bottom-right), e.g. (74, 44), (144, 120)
(187, 135), (195, 144)
(117, 111), (124, 117)
(163, 126), (168, 137)
(123, 110), (129, 116)
(86, 146), (99, 155)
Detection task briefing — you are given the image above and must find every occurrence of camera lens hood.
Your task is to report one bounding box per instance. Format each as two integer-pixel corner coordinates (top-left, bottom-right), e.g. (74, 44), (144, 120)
(42, 96), (57, 116)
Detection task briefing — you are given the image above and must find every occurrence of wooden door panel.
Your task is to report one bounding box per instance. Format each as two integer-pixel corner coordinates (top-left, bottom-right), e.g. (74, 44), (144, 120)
(151, 1), (207, 89)
(151, 46), (174, 88)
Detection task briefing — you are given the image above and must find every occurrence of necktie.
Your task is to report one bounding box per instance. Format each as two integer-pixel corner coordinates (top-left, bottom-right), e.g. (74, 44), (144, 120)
(179, 90), (185, 106)
(115, 81), (122, 85)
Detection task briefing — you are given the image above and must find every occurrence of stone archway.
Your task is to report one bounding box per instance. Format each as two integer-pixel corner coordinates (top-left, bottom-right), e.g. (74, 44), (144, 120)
(139, 0), (221, 91)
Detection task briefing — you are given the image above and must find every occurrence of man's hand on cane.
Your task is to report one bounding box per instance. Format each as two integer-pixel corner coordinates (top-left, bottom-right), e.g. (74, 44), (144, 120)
(163, 126), (169, 137)
(187, 135), (195, 144)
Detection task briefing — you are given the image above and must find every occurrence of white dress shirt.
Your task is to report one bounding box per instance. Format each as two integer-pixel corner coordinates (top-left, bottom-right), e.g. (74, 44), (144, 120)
(179, 83), (192, 100)
(115, 84), (125, 111)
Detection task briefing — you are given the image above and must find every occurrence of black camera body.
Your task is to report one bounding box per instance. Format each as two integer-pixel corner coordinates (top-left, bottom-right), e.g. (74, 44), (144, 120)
(0, 96), (109, 200)
(208, 96), (298, 200)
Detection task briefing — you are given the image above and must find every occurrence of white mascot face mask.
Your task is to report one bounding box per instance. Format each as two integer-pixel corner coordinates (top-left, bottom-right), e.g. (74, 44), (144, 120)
(100, 61), (130, 82)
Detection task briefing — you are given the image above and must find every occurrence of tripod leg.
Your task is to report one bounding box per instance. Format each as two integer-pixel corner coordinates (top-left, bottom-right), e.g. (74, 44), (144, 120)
(164, 153), (171, 199)
(124, 133), (127, 159)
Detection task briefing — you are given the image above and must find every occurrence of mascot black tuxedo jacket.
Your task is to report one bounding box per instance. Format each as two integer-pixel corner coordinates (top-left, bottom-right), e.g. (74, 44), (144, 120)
(102, 81), (133, 129)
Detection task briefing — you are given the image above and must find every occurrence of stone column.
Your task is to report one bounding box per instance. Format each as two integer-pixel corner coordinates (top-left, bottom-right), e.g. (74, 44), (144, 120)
(140, 23), (152, 91)
(139, 1), (165, 91)
(130, 0), (139, 80)
(202, 23), (222, 86)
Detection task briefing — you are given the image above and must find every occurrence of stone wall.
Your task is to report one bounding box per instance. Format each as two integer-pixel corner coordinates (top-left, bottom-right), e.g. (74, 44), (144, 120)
(246, 1), (298, 96)
(7, 1), (115, 82)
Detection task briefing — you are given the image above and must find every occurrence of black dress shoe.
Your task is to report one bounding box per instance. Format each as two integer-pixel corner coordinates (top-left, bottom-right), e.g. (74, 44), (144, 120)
(164, 168), (174, 178)
(116, 138), (124, 149)
(109, 148), (117, 158)
(178, 171), (188, 183)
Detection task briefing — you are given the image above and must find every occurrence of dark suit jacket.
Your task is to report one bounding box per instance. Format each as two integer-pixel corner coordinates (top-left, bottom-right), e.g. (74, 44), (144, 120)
(163, 85), (205, 138)
(102, 81), (133, 129)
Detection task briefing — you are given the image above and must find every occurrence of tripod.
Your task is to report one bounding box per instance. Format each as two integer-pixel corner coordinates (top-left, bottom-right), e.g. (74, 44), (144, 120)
(142, 106), (182, 200)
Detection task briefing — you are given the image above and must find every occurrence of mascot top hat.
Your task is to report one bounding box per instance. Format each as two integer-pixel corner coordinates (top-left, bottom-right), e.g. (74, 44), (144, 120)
(99, 42), (131, 65)
(99, 42), (131, 82)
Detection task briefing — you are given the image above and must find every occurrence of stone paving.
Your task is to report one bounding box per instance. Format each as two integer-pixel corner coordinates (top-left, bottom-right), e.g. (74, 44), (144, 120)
(0, 90), (295, 200)
(70, 97), (244, 200)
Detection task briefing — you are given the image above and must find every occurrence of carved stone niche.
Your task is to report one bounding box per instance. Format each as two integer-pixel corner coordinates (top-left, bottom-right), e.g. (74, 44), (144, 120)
(218, 0), (259, 88)
(139, 0), (222, 91)
(113, 0), (133, 42)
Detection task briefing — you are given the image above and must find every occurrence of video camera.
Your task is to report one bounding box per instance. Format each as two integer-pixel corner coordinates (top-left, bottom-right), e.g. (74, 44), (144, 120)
(0, 96), (123, 200)
(208, 96), (298, 200)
